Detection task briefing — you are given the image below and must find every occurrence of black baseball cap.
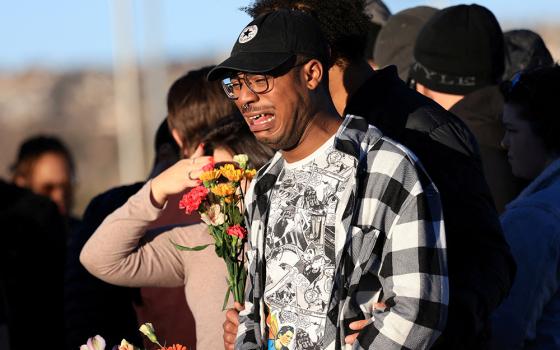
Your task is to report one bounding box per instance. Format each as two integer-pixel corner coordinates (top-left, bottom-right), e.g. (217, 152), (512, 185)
(207, 9), (330, 81)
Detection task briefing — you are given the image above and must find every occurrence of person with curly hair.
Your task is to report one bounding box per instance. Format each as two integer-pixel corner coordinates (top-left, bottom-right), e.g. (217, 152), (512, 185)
(221, 1), (516, 349)
(212, 9), (448, 350)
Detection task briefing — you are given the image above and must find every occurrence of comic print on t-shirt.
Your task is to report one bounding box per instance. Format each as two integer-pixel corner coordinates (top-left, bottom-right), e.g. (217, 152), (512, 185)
(264, 142), (355, 350)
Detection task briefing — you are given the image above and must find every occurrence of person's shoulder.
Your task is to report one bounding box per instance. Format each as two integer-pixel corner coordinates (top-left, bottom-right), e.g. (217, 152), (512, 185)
(503, 190), (560, 243)
(367, 131), (418, 164)
(0, 180), (50, 209)
(501, 202), (560, 255)
(507, 186), (560, 222)
(0, 180), (59, 219)
(366, 134), (433, 183)
(83, 182), (145, 219)
(356, 68), (478, 157)
(90, 182), (145, 207)
(0, 180), (65, 245)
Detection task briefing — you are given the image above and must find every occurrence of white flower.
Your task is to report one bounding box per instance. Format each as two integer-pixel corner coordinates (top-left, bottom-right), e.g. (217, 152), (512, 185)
(80, 335), (106, 350)
(201, 204), (225, 226)
(233, 154), (249, 169)
(139, 323), (159, 344)
(118, 339), (137, 350)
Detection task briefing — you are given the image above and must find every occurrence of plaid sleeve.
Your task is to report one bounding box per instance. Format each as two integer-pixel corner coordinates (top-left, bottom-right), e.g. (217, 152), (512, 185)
(235, 247), (262, 349)
(355, 140), (448, 349)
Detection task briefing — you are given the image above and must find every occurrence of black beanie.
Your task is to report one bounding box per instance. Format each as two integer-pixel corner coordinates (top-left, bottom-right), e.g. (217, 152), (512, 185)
(409, 4), (505, 95)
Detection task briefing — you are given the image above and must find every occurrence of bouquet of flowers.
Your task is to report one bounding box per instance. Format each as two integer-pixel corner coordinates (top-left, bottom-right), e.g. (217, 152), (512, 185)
(175, 154), (256, 309)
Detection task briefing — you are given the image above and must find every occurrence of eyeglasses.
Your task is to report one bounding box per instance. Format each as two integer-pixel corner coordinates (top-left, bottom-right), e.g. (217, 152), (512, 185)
(221, 73), (274, 100)
(221, 58), (313, 100)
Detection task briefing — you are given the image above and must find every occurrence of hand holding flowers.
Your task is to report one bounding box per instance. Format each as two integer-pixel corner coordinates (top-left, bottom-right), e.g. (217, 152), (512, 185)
(175, 154), (255, 308)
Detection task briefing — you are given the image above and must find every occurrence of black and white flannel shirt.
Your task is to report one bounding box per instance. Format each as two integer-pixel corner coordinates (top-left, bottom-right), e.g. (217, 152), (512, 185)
(237, 115), (448, 349)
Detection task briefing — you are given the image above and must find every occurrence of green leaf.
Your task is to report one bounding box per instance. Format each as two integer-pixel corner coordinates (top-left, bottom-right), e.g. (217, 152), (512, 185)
(170, 240), (213, 251)
(222, 287), (232, 311)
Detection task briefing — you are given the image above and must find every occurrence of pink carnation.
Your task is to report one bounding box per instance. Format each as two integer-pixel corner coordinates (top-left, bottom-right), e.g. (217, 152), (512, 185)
(226, 224), (247, 239)
(179, 186), (209, 214)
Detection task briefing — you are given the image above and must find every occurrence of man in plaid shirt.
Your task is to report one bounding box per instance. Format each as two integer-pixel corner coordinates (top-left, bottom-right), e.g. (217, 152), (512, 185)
(209, 9), (448, 349)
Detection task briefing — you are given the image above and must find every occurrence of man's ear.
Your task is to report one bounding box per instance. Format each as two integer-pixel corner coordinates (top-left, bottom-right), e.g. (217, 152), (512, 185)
(302, 59), (324, 90)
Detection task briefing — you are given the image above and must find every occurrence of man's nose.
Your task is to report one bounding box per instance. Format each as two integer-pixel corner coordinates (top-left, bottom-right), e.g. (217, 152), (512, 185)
(237, 82), (259, 107)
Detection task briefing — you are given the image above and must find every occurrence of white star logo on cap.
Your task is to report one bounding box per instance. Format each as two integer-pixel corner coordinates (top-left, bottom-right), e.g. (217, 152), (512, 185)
(238, 25), (258, 44)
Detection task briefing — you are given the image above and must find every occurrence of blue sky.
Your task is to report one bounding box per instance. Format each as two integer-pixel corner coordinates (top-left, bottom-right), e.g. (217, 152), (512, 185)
(1, 0), (558, 71)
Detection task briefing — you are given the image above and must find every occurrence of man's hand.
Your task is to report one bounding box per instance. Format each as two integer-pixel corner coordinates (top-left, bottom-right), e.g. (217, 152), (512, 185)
(344, 302), (387, 345)
(223, 302), (244, 350)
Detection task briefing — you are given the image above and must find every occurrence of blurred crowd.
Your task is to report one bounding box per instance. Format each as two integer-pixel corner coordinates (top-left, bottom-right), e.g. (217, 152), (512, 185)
(0, 1), (559, 349)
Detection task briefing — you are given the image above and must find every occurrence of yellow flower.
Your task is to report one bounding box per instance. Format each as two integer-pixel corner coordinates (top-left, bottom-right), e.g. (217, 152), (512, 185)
(199, 169), (221, 182)
(211, 183), (236, 197)
(244, 169), (257, 180)
(224, 194), (241, 204)
(220, 164), (245, 182)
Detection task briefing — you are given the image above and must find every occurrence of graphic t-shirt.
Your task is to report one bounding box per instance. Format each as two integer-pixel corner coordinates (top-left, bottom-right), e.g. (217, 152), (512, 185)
(264, 136), (355, 350)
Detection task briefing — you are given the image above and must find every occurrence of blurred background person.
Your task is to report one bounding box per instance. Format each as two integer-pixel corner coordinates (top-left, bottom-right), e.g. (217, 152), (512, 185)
(0, 180), (66, 350)
(80, 66), (274, 350)
(362, 0), (391, 68)
(373, 5), (437, 80)
(64, 118), (182, 350)
(492, 65), (560, 349)
(503, 29), (555, 80)
(410, 4), (521, 213)
(10, 135), (80, 239)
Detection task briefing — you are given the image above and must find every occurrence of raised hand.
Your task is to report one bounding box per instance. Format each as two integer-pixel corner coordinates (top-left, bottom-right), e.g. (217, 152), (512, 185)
(150, 144), (213, 207)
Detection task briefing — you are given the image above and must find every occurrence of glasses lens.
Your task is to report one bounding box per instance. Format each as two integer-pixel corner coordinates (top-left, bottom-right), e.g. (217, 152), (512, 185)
(246, 74), (270, 94)
(221, 77), (241, 99)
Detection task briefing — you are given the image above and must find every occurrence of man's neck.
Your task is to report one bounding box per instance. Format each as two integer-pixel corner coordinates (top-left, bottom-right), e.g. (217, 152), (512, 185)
(281, 110), (342, 164)
(329, 60), (375, 116)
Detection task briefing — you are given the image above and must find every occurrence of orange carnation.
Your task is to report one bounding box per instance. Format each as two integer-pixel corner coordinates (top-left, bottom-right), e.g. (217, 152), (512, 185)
(199, 169), (221, 182)
(211, 183), (236, 197)
(244, 169), (257, 180)
(220, 163), (245, 182)
(162, 345), (187, 350)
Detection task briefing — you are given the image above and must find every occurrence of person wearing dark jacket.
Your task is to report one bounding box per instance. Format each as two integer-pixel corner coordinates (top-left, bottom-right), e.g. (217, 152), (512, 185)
(64, 182), (144, 349)
(0, 180), (66, 350)
(221, 2), (515, 350)
(410, 4), (522, 213)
